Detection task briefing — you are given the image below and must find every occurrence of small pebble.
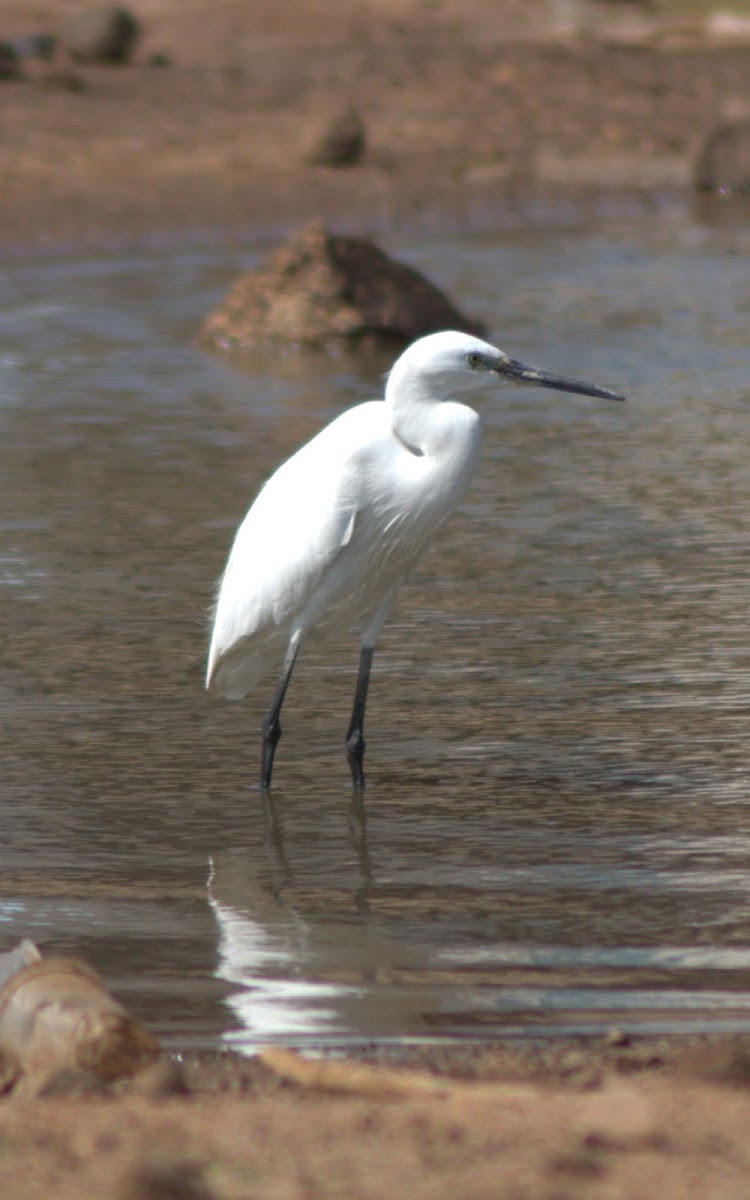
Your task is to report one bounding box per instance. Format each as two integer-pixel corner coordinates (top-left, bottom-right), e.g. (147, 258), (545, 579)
(307, 108), (366, 166)
(606, 1029), (631, 1048)
(118, 1158), (214, 1200)
(129, 1058), (190, 1099)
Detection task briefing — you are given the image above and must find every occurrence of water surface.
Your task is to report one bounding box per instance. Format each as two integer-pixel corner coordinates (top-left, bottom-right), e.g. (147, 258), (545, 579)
(2, 215), (750, 1049)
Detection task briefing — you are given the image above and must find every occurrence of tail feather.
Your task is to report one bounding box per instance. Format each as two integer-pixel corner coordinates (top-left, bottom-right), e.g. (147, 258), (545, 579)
(206, 640), (281, 700)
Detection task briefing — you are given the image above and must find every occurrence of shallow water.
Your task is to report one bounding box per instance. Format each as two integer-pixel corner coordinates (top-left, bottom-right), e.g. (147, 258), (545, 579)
(2, 212), (750, 1050)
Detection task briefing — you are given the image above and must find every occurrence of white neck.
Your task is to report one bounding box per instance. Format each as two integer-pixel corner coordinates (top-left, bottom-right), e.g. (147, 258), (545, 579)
(384, 367), (483, 505)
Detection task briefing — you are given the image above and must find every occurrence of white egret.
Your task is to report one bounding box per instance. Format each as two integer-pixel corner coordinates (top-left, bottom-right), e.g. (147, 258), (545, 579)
(206, 330), (624, 789)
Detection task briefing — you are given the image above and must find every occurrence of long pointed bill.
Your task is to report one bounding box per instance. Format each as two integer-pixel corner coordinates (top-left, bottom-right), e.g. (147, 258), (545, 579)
(496, 356), (626, 402)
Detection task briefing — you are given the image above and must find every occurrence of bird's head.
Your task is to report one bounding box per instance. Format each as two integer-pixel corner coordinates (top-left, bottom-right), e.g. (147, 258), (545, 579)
(387, 330), (625, 403)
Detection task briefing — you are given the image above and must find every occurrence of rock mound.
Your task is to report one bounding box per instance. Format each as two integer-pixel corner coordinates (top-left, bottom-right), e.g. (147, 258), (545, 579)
(200, 223), (484, 351)
(694, 121), (750, 194)
(61, 5), (141, 64)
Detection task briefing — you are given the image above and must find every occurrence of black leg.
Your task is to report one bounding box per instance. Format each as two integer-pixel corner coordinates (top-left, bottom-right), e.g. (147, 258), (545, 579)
(346, 645), (374, 789)
(260, 636), (300, 790)
(348, 788), (373, 913)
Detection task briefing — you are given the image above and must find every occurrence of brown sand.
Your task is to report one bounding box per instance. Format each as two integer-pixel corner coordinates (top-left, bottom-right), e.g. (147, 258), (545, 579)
(5, 1036), (750, 1198)
(2, 0), (749, 249)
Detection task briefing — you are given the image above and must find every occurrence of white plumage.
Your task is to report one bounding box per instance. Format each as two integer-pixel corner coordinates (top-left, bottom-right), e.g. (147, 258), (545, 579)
(206, 329), (624, 788)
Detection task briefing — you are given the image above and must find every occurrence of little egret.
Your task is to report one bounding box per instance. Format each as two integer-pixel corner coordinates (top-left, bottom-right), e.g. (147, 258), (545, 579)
(206, 330), (624, 789)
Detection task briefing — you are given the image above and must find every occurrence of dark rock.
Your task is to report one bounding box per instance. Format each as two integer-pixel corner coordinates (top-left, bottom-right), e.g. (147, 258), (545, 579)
(200, 222), (485, 351)
(119, 1158), (215, 1200)
(307, 108), (366, 166)
(8, 34), (56, 62)
(61, 6), (141, 64)
(0, 43), (22, 80)
(694, 121), (750, 194)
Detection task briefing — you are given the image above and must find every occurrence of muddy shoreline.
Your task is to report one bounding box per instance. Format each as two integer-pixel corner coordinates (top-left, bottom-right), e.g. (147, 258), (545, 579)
(1, 1), (749, 251)
(6, 1035), (750, 1198)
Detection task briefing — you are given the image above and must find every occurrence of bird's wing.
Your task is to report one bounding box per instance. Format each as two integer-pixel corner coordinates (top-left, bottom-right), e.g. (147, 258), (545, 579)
(207, 404), (382, 686)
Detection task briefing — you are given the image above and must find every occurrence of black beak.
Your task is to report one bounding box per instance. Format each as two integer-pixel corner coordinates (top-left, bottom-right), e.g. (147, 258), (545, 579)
(495, 357), (626, 402)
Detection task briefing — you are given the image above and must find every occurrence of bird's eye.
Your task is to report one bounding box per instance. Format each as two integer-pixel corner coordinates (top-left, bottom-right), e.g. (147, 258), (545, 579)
(467, 351), (483, 369)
